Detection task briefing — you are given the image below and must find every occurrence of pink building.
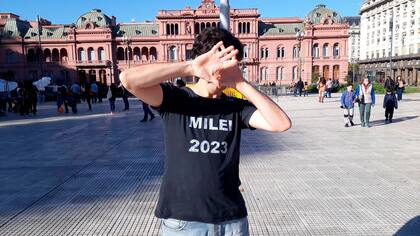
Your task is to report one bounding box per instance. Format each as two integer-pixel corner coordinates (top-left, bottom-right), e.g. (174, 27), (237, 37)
(0, 1), (349, 85)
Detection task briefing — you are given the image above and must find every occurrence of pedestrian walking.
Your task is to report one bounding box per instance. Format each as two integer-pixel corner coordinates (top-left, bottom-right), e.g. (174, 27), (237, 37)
(356, 78), (376, 128)
(396, 76), (405, 101)
(70, 82), (81, 103)
(303, 82), (309, 97)
(107, 83), (117, 115)
(317, 77), (326, 103)
(326, 78), (333, 98)
(384, 76), (396, 94)
(91, 81), (98, 103)
(120, 27), (291, 236)
(120, 84), (130, 111)
(383, 89), (398, 123)
(140, 100), (155, 122)
(84, 81), (92, 111)
(296, 79), (304, 97)
(340, 84), (356, 127)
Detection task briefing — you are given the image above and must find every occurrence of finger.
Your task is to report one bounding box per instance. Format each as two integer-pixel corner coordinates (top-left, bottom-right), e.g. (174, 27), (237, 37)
(211, 41), (224, 53)
(219, 44), (226, 52)
(222, 59), (238, 69)
(218, 46), (235, 58)
(221, 49), (239, 61)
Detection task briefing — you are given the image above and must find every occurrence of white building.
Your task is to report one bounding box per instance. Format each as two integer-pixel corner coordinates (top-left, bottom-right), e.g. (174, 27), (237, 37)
(359, 0), (420, 84)
(344, 16), (361, 63)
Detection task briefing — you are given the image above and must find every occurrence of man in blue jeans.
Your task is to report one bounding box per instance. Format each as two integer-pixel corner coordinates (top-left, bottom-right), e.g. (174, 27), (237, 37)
(120, 27), (292, 235)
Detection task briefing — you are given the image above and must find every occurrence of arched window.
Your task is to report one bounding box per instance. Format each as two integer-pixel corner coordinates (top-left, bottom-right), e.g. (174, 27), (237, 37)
(126, 46), (132, 61)
(333, 65), (340, 80)
(200, 22), (205, 31)
(133, 47), (141, 61)
(194, 23), (200, 34)
(247, 22), (251, 33)
(323, 43), (329, 57)
(78, 48), (86, 61)
(242, 66), (249, 81)
(52, 48), (59, 62)
(87, 47), (95, 61)
(117, 47), (125, 61)
(238, 22), (242, 34)
(277, 67), (283, 81)
(333, 43), (340, 58)
(150, 47), (157, 61)
(98, 47), (105, 61)
(323, 65), (330, 79)
(206, 22), (211, 28)
(166, 24), (170, 35)
(260, 67), (268, 81)
(211, 22), (216, 28)
(260, 47), (269, 59)
(27, 49), (36, 62)
(277, 46), (285, 58)
(312, 65), (320, 77)
(175, 24), (179, 35)
(141, 47), (149, 61)
(44, 49), (51, 62)
(169, 46), (178, 61)
(60, 48), (68, 62)
(313, 43), (320, 58)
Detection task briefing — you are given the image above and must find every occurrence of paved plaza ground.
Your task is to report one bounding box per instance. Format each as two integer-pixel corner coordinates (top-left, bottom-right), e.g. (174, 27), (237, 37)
(1, 93), (420, 236)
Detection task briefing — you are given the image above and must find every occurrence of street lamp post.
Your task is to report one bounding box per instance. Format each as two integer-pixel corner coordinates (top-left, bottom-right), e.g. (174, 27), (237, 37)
(296, 31), (305, 82)
(123, 35), (132, 69)
(388, 11), (394, 80)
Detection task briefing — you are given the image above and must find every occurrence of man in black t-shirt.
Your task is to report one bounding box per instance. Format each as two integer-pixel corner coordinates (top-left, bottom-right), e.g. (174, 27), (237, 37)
(121, 28), (291, 236)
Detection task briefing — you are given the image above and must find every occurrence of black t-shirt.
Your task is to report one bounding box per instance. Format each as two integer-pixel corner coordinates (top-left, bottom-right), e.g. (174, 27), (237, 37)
(152, 83), (257, 223)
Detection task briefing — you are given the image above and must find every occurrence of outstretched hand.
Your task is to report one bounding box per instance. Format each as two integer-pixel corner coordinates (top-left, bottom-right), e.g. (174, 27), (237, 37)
(191, 41), (243, 89)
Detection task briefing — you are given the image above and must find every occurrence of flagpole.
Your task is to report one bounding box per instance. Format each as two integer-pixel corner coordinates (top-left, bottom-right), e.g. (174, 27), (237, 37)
(220, 0), (230, 31)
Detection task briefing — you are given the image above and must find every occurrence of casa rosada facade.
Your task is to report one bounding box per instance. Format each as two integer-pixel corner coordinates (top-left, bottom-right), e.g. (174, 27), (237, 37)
(0, 0), (350, 86)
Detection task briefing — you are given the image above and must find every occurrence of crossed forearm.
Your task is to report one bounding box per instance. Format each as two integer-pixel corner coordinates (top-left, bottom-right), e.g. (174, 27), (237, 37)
(120, 61), (193, 90)
(236, 81), (292, 132)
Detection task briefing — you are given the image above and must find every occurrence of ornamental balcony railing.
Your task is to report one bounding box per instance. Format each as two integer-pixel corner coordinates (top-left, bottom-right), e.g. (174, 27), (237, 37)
(75, 60), (111, 66)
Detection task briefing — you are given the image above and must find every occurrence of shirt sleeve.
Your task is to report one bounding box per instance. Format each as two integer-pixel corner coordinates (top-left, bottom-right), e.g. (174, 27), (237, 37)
(240, 100), (257, 130)
(151, 83), (184, 113)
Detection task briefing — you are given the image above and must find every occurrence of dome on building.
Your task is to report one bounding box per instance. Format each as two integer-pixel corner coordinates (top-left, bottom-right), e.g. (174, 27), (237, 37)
(75, 9), (112, 28)
(306, 4), (342, 24)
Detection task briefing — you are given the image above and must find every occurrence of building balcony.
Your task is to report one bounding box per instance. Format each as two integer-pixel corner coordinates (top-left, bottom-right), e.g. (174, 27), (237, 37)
(75, 60), (111, 67)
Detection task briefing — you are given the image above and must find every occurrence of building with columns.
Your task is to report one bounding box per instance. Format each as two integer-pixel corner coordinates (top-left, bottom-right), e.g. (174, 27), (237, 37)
(359, 0), (420, 85)
(0, 1), (349, 86)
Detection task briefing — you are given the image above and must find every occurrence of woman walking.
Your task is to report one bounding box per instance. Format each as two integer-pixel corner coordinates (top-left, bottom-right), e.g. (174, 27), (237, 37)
(396, 76), (405, 101)
(356, 78), (376, 128)
(317, 77), (327, 103)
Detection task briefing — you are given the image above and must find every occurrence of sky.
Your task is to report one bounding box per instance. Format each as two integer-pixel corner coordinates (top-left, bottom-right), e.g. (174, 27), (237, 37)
(1, 0), (362, 24)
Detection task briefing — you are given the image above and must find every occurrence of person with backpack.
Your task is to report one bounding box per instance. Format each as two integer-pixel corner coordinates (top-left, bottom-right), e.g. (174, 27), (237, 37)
(340, 84), (356, 127)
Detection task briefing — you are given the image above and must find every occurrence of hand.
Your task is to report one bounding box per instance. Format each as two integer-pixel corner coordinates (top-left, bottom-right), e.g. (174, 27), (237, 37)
(212, 58), (245, 89)
(191, 41), (239, 86)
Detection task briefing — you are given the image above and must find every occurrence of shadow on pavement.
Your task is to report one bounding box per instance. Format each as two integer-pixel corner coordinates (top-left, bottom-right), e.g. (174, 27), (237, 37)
(394, 215), (420, 236)
(370, 116), (419, 127)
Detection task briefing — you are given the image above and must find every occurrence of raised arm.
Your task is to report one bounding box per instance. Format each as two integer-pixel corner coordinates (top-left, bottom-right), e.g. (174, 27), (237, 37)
(119, 41), (237, 107)
(215, 60), (291, 132)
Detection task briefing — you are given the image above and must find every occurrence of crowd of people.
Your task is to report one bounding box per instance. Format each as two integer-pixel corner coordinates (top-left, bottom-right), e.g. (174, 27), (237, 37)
(0, 80), (39, 116)
(339, 76), (405, 128)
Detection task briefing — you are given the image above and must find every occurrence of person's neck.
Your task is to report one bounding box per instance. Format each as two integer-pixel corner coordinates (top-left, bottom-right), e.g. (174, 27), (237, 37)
(191, 79), (223, 99)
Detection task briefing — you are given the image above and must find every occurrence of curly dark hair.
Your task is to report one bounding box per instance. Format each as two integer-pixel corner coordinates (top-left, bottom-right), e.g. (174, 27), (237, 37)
(191, 27), (244, 61)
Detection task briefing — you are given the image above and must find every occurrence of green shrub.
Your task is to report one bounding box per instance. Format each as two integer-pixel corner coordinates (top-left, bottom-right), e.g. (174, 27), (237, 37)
(373, 82), (385, 94)
(307, 84), (318, 93)
(404, 87), (420, 93)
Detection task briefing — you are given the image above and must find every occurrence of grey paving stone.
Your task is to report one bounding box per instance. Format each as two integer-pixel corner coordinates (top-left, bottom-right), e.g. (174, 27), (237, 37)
(0, 94), (420, 235)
